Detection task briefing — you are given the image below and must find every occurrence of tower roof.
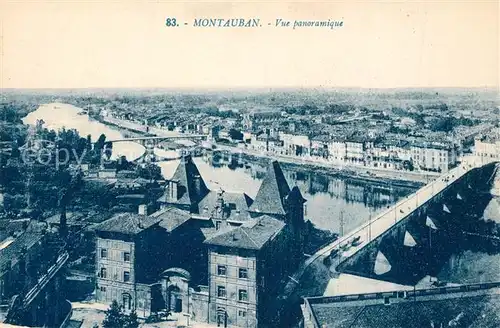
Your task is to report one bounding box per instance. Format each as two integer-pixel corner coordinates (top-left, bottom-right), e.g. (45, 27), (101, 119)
(286, 186), (307, 205)
(248, 161), (291, 216)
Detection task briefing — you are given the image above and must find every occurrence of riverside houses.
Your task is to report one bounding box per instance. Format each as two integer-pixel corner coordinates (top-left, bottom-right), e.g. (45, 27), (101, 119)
(475, 127), (500, 164)
(93, 156), (307, 327)
(410, 141), (457, 172)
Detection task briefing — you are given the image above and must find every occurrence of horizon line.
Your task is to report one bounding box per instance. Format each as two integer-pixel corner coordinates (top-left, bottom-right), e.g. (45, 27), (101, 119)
(2, 86), (499, 92)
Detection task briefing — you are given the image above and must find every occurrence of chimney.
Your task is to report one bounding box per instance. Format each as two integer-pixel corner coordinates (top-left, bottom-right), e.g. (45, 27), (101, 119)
(138, 204), (147, 215)
(169, 181), (178, 201)
(59, 205), (68, 238)
(194, 175), (201, 196)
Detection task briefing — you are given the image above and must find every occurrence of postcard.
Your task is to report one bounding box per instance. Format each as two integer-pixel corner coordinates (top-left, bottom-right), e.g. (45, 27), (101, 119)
(0, 1), (499, 327)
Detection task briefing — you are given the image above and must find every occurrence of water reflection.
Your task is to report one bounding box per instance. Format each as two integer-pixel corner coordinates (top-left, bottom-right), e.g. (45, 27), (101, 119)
(23, 103), (146, 160)
(26, 103), (417, 235)
(158, 155), (416, 234)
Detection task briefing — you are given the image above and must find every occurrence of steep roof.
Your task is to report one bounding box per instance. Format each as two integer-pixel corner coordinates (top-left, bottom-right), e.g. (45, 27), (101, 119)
(150, 206), (192, 232)
(197, 190), (253, 221)
(0, 221), (45, 269)
(286, 186), (307, 205)
(166, 155), (210, 206)
(204, 215), (286, 250)
(248, 161), (291, 216)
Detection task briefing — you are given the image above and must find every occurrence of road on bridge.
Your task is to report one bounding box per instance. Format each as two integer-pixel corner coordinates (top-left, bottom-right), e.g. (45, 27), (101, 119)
(281, 161), (477, 298)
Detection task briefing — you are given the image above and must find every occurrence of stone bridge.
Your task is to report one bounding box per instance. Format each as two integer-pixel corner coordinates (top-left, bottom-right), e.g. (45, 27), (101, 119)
(106, 135), (209, 163)
(334, 161), (499, 285)
(107, 134), (208, 147)
(271, 160), (500, 327)
(278, 158), (498, 297)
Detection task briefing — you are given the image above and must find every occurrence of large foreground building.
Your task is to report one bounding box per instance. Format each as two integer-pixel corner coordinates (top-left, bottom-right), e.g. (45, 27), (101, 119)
(93, 156), (307, 327)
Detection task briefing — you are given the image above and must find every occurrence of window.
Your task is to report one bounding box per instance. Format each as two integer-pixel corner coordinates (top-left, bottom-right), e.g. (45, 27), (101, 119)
(238, 268), (248, 279)
(100, 286), (106, 292)
(124, 271), (130, 282)
(123, 252), (131, 262)
(100, 248), (107, 258)
(217, 286), (226, 298)
(238, 289), (248, 302)
(238, 310), (247, 317)
(123, 293), (132, 310)
(217, 265), (227, 276)
(100, 267), (107, 279)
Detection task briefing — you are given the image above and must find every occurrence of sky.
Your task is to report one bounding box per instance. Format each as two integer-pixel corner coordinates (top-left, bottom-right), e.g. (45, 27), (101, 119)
(0, 1), (498, 89)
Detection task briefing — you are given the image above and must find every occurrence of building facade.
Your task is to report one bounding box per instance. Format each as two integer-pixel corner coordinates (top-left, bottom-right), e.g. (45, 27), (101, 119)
(474, 127), (500, 164)
(410, 142), (457, 172)
(93, 158), (306, 327)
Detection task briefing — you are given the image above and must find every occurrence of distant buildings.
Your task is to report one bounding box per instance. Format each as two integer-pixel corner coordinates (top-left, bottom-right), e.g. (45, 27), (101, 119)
(410, 141), (457, 172)
(247, 130), (459, 173)
(93, 156), (307, 327)
(242, 111), (282, 130)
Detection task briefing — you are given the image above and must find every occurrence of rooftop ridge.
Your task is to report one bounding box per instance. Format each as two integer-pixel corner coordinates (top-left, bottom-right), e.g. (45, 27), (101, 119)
(239, 226), (260, 248)
(249, 160), (291, 215)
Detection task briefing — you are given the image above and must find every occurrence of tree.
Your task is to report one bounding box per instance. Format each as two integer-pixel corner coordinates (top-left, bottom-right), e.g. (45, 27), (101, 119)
(102, 300), (125, 328)
(123, 309), (139, 328)
(10, 143), (20, 158)
(94, 134), (107, 152)
(136, 163), (162, 181)
(86, 135), (93, 151)
(104, 142), (113, 160)
(57, 166), (84, 237)
(116, 155), (131, 171)
(429, 117), (456, 133)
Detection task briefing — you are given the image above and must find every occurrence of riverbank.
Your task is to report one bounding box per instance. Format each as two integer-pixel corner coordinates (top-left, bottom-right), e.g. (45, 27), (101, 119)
(245, 152), (423, 189)
(95, 114), (427, 188)
(214, 145), (425, 189)
(96, 116), (148, 138)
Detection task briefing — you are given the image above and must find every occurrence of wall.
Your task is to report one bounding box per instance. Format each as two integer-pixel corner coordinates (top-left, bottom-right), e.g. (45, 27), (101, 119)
(191, 288), (209, 323)
(208, 248), (258, 328)
(95, 237), (136, 310)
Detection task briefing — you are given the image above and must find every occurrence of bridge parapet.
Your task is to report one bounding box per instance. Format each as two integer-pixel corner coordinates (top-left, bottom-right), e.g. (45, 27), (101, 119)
(318, 162), (475, 267)
(334, 160), (500, 285)
(305, 281), (500, 305)
(108, 134), (208, 144)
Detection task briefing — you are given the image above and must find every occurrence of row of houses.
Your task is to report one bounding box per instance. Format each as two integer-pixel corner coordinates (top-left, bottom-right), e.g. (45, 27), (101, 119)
(248, 131), (458, 173)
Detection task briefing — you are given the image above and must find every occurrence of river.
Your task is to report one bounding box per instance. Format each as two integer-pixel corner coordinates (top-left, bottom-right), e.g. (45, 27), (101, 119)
(23, 103), (416, 233)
